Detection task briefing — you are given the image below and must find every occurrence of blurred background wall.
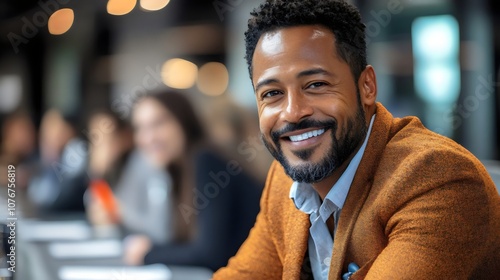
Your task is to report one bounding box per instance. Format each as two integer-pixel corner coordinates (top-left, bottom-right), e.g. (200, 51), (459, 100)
(0, 0), (498, 160)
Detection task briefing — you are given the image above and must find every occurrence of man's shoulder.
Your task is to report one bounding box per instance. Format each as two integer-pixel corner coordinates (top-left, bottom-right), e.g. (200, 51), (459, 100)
(371, 105), (482, 176)
(385, 116), (479, 167)
(366, 115), (499, 233)
(374, 115), (493, 199)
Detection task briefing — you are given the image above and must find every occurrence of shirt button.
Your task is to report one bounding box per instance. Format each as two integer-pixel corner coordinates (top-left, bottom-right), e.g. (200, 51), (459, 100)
(324, 257), (331, 266)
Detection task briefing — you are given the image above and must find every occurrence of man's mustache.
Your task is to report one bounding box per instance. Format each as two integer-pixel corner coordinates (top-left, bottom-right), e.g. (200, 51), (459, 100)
(271, 119), (337, 144)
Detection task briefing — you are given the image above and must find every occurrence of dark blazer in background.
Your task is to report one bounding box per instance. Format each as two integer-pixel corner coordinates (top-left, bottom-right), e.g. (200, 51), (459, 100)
(145, 149), (262, 271)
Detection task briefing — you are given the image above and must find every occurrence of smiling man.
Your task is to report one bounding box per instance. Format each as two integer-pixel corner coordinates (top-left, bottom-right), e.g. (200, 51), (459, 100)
(213, 0), (500, 279)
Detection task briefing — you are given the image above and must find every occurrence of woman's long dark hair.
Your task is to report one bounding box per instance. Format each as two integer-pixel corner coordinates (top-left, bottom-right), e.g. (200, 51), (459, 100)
(134, 91), (205, 240)
(144, 91), (205, 150)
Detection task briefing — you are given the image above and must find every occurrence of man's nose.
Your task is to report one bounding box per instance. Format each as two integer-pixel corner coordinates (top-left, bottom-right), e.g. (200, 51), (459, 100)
(281, 90), (314, 123)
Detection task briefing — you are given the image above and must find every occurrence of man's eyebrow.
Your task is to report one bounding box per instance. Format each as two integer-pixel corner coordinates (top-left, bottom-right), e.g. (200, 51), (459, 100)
(254, 68), (334, 92)
(297, 68), (335, 78)
(255, 78), (280, 92)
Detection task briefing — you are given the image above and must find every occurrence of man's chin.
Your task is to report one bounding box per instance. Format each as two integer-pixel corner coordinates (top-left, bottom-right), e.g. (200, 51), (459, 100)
(279, 155), (336, 183)
(283, 149), (324, 165)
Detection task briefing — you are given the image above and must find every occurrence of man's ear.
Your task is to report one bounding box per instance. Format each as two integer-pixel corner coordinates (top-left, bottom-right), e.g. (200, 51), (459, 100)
(358, 65), (377, 110)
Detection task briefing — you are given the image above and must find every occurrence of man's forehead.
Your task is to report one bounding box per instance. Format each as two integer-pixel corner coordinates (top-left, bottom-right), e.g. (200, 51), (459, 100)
(258, 31), (284, 57)
(252, 26), (338, 70)
(257, 25), (333, 52)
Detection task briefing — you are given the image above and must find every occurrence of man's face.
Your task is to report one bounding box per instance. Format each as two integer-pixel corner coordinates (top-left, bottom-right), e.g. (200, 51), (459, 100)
(252, 25), (368, 183)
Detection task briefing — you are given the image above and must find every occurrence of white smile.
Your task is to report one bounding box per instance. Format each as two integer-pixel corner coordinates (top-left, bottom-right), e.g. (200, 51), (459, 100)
(288, 129), (326, 142)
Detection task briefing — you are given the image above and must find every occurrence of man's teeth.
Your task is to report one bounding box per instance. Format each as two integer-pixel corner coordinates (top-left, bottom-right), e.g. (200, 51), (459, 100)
(289, 129), (326, 142)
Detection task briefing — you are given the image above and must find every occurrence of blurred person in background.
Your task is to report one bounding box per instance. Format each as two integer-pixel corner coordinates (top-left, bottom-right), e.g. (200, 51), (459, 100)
(85, 109), (133, 183)
(0, 110), (37, 189)
(121, 91), (262, 271)
(28, 109), (88, 212)
(84, 108), (133, 228)
(85, 108), (175, 243)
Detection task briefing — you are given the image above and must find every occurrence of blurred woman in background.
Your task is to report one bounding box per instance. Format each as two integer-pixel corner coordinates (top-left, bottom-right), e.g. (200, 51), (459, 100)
(103, 91), (261, 271)
(86, 107), (176, 244)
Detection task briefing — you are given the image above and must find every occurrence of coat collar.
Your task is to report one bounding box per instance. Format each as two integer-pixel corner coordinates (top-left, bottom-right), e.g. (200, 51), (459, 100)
(328, 103), (393, 278)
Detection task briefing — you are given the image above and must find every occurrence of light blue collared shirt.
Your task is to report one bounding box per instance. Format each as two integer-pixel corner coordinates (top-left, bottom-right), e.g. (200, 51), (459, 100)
(289, 114), (376, 280)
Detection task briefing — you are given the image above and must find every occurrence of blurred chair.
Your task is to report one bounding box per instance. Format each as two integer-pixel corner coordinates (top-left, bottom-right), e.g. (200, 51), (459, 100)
(482, 160), (500, 193)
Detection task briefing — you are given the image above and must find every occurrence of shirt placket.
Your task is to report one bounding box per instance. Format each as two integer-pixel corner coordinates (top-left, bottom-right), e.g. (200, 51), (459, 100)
(309, 210), (334, 279)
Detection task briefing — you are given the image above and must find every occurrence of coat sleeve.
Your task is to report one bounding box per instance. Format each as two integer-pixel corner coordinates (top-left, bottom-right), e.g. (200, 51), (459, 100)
(360, 155), (500, 279)
(212, 161), (283, 279)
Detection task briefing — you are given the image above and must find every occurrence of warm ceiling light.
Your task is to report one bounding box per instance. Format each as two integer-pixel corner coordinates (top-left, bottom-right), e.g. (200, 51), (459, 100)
(161, 58), (198, 89)
(197, 62), (229, 96)
(140, 0), (170, 11)
(107, 0), (136, 16)
(48, 8), (74, 35)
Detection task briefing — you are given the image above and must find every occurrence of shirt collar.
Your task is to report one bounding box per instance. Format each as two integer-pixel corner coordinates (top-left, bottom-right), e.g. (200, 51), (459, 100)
(290, 114), (376, 220)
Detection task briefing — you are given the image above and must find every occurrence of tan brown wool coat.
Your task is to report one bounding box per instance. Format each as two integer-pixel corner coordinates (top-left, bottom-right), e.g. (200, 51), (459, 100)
(213, 103), (500, 279)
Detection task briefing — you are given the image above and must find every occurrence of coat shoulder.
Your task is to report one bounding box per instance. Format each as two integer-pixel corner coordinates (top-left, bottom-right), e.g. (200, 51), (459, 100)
(371, 115), (498, 219)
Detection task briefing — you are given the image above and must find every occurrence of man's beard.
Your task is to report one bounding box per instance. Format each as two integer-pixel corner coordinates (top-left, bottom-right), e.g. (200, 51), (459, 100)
(261, 97), (368, 184)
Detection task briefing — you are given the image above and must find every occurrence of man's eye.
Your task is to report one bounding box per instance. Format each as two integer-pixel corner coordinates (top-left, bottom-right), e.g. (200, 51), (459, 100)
(262, 90), (282, 99)
(308, 82), (327, 89)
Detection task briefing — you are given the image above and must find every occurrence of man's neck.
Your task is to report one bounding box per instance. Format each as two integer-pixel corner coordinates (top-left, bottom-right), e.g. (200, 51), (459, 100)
(312, 143), (362, 201)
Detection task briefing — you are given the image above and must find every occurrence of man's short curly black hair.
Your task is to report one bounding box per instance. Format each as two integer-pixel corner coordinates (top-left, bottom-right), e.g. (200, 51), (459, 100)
(245, 0), (367, 82)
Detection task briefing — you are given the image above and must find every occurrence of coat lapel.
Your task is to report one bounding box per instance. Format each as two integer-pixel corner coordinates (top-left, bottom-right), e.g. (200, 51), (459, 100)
(283, 208), (311, 279)
(328, 103), (394, 279)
